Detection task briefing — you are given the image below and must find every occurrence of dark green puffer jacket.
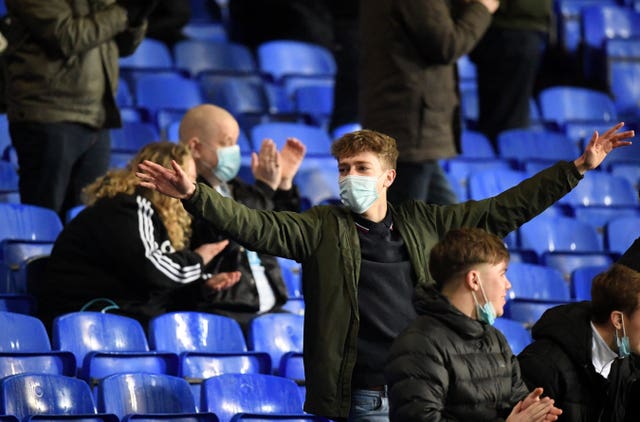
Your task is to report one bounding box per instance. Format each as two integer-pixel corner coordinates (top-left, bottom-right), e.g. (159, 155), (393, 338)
(184, 160), (582, 419)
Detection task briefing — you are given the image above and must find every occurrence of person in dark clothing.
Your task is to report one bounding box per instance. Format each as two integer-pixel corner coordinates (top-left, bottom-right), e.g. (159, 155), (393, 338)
(518, 238), (640, 422)
(5, 0), (153, 219)
(178, 104), (306, 330)
(470, 0), (552, 145)
(40, 142), (240, 331)
(385, 228), (562, 421)
(146, 0), (191, 48)
(137, 124), (633, 421)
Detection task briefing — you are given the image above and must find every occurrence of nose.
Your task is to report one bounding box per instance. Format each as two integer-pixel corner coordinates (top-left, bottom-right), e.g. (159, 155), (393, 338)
(505, 277), (512, 290)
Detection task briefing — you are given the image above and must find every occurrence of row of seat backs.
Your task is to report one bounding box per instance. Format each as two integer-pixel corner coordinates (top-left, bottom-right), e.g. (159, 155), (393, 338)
(0, 371), (326, 422)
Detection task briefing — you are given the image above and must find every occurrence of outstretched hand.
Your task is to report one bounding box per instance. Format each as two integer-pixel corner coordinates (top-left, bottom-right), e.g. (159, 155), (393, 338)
(574, 122), (634, 174)
(136, 160), (195, 199)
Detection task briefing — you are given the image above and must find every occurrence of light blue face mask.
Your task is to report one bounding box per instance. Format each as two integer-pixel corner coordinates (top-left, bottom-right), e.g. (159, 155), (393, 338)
(472, 280), (497, 325)
(339, 175), (379, 214)
(213, 144), (241, 182)
(616, 311), (631, 358)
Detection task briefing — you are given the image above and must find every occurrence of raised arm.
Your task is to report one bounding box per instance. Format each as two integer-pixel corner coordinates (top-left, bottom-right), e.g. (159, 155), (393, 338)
(573, 122), (634, 174)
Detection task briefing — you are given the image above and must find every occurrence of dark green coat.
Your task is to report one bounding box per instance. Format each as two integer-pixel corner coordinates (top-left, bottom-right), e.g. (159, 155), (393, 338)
(5, 0), (145, 128)
(184, 160), (582, 419)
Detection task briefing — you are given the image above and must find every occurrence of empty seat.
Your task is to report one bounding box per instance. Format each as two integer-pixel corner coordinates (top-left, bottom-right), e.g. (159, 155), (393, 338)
(200, 373), (307, 422)
(493, 318), (532, 355)
(0, 373), (117, 422)
(519, 215), (602, 256)
(0, 203), (63, 243)
(110, 122), (160, 154)
(0, 294), (36, 315)
(294, 83), (334, 128)
(97, 372), (217, 422)
(446, 158), (512, 202)
(538, 86), (617, 128)
(497, 128), (580, 166)
(52, 312), (179, 386)
(468, 168), (527, 200)
(506, 300), (570, 328)
(257, 40), (336, 82)
(460, 130), (496, 158)
(559, 171), (638, 208)
(0, 239), (53, 293)
(294, 158), (340, 206)
(247, 313), (303, 374)
(331, 123), (362, 140)
(276, 257), (302, 298)
(542, 251), (613, 283)
(174, 40), (256, 77)
(0, 161), (18, 203)
(572, 264), (610, 300)
(506, 262), (571, 302)
(0, 311), (76, 378)
(251, 122), (332, 157)
(606, 216), (640, 254)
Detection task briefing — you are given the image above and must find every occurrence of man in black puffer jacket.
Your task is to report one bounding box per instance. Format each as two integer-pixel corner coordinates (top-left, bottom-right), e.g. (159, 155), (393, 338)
(385, 228), (562, 421)
(518, 238), (640, 422)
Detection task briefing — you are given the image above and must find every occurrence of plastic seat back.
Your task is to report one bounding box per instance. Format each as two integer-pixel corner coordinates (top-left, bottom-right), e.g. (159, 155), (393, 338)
(572, 264), (610, 300)
(606, 216), (640, 254)
(201, 374), (303, 422)
(0, 161), (18, 198)
(0, 373), (102, 420)
(294, 83), (334, 127)
(174, 40), (256, 77)
(460, 130), (496, 158)
(257, 40), (336, 82)
(119, 39), (173, 70)
(0, 204), (63, 243)
(497, 128), (579, 164)
(0, 294), (36, 315)
(110, 122), (159, 154)
(493, 318), (532, 355)
(506, 300), (569, 328)
(135, 74), (204, 114)
(97, 373), (203, 420)
(559, 172), (638, 207)
(519, 215), (602, 256)
(52, 312), (178, 383)
(506, 262), (571, 302)
(542, 251), (613, 283)
(0, 239), (53, 293)
(247, 314), (303, 372)
(251, 122), (331, 157)
(468, 168), (527, 200)
(538, 86), (617, 126)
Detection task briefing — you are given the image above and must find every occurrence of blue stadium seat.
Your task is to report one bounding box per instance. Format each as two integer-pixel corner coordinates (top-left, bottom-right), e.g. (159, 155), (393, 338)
(0, 311), (76, 378)
(294, 158), (340, 206)
(331, 123), (362, 140)
(497, 128), (580, 167)
(598, 134), (640, 166)
(182, 22), (227, 42)
(0, 294), (36, 315)
(554, 0), (616, 54)
(52, 312), (179, 386)
(0, 160), (18, 202)
(0, 239), (53, 293)
(519, 215), (603, 256)
(559, 171), (638, 208)
(0, 203), (63, 243)
(572, 264), (610, 300)
(467, 168), (527, 200)
(457, 55), (476, 91)
(294, 82), (334, 128)
(542, 251), (613, 283)
(110, 122), (160, 154)
(573, 206), (640, 247)
(0, 373), (117, 422)
(281, 298), (305, 316)
(460, 130), (496, 158)
(606, 216), (640, 254)
(538, 86), (617, 128)
(446, 158), (512, 202)
(247, 313), (303, 374)
(148, 312), (271, 398)
(506, 300), (571, 328)
(257, 40), (336, 83)
(0, 114), (9, 160)
(200, 374), (307, 422)
(251, 122), (332, 157)
(607, 59), (640, 119)
(278, 351), (306, 403)
(276, 257), (302, 298)
(610, 162), (640, 191)
(460, 86), (479, 126)
(97, 372), (218, 422)
(506, 262), (571, 302)
(174, 40), (257, 77)
(493, 318), (532, 355)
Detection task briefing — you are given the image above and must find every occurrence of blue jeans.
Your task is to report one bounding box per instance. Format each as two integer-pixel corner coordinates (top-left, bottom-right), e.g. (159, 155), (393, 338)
(10, 121), (111, 218)
(389, 160), (458, 205)
(347, 388), (389, 422)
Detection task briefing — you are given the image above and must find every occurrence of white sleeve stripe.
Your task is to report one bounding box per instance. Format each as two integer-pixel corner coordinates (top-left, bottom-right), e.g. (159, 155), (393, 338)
(136, 196), (202, 284)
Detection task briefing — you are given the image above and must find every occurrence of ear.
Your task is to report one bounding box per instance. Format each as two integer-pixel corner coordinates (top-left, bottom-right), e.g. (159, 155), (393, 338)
(610, 311), (624, 330)
(383, 169), (396, 188)
(465, 270), (480, 291)
(186, 137), (200, 156)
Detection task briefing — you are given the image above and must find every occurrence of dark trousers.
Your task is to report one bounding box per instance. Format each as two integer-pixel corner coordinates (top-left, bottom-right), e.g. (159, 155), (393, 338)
(9, 121), (111, 218)
(470, 28), (547, 144)
(388, 160), (458, 206)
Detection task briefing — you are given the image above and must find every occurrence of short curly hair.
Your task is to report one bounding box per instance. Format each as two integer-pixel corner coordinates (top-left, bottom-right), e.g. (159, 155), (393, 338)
(331, 129), (398, 170)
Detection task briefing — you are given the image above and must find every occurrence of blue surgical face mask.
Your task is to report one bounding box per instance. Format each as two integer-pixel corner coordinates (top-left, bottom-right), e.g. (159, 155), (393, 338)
(339, 175), (380, 214)
(616, 311), (631, 358)
(472, 279), (497, 325)
(213, 144), (241, 182)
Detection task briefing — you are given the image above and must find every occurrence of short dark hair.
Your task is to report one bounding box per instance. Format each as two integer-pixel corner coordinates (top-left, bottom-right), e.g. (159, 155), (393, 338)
(429, 228), (509, 289)
(331, 129), (398, 170)
(591, 264), (640, 323)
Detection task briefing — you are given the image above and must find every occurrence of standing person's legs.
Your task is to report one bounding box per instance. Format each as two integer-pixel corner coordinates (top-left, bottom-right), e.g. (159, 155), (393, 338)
(347, 388), (389, 422)
(389, 161), (457, 205)
(62, 127), (111, 216)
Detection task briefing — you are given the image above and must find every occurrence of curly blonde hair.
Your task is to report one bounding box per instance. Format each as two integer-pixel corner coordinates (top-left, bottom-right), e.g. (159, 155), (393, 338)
(83, 141), (193, 250)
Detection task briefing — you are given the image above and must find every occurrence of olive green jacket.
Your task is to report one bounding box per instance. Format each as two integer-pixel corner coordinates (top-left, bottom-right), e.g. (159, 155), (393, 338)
(184, 160), (582, 419)
(5, 0), (145, 128)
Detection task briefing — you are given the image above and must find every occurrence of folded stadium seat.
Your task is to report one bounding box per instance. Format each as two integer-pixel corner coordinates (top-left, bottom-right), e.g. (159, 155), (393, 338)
(538, 86), (617, 131)
(201, 373), (327, 422)
(52, 312), (179, 387)
(571, 263), (610, 301)
(542, 251), (614, 283)
(519, 215), (603, 258)
(610, 162), (640, 192)
(493, 318), (532, 355)
(294, 82), (335, 129)
(148, 312), (271, 405)
(606, 216), (640, 255)
(0, 239), (53, 294)
(573, 205), (640, 249)
(182, 22), (228, 42)
(0, 203), (63, 244)
(497, 127), (581, 170)
(97, 372), (218, 422)
(606, 38), (640, 120)
(257, 40), (336, 84)
(251, 122), (332, 157)
(119, 38), (176, 92)
(581, 4), (640, 83)
(276, 257), (302, 298)
(0, 311), (76, 378)
(554, 0), (617, 55)
(460, 130), (496, 158)
(210, 77), (274, 132)
(174, 40), (257, 78)
(294, 158), (340, 206)
(0, 373), (118, 422)
(278, 351), (306, 404)
(0, 294), (36, 315)
(507, 300), (572, 329)
(0, 160), (18, 204)
(109, 121), (160, 167)
(135, 73), (204, 135)
(467, 168), (528, 200)
(247, 313), (303, 376)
